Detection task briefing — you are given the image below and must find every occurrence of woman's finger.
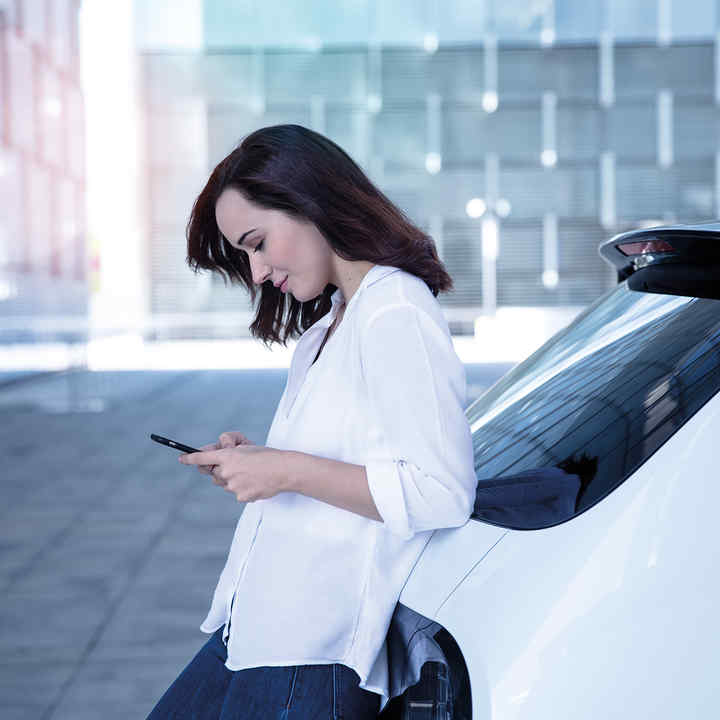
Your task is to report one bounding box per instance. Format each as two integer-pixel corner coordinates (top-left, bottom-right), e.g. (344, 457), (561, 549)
(197, 442), (219, 475)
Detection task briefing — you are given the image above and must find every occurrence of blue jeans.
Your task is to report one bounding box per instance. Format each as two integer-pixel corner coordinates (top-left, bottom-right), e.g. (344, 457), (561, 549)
(146, 626), (381, 719)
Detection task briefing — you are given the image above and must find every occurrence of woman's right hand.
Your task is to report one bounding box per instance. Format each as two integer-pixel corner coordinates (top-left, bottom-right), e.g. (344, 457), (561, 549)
(196, 431), (256, 476)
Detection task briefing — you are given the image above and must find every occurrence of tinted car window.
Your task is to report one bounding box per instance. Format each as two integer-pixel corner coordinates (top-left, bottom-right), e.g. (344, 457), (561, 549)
(467, 283), (720, 529)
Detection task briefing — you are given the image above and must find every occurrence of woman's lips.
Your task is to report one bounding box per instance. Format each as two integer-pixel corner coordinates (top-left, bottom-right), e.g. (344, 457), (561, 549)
(280, 276), (289, 292)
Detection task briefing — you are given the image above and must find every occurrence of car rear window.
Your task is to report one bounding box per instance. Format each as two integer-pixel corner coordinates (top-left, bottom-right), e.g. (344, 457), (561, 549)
(467, 283), (720, 530)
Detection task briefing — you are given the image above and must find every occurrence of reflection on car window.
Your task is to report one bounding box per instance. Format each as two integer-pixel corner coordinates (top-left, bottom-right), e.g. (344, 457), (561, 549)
(467, 284), (720, 530)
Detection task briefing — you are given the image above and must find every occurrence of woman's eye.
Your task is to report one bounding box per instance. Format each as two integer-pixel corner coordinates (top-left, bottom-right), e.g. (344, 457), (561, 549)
(253, 240), (264, 253)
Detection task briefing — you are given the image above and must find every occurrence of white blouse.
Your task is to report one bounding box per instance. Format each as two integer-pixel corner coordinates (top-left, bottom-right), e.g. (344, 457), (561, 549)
(199, 264), (477, 712)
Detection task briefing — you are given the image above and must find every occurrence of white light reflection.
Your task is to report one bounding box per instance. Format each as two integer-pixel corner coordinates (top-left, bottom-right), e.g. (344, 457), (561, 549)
(482, 216), (498, 260)
(425, 152), (442, 174)
(541, 149), (557, 167)
(482, 90), (498, 113)
(466, 197), (486, 218)
(423, 33), (439, 53)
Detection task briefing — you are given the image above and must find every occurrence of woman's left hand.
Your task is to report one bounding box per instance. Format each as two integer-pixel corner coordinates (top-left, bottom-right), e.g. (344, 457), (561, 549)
(178, 445), (290, 502)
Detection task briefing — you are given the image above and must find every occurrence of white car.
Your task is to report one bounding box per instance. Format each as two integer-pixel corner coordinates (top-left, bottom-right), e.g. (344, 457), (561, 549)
(379, 221), (720, 719)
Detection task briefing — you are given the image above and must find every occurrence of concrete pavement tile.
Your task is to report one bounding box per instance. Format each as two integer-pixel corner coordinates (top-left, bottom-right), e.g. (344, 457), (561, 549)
(0, 704), (51, 720)
(44, 657), (189, 719)
(88, 584), (213, 662)
(0, 658), (75, 712)
(51, 701), (165, 720)
(1, 590), (109, 664)
(0, 507), (80, 587)
(8, 510), (172, 598)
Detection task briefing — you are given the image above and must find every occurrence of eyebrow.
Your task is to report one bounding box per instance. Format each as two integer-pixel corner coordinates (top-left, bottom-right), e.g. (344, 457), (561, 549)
(233, 228), (257, 249)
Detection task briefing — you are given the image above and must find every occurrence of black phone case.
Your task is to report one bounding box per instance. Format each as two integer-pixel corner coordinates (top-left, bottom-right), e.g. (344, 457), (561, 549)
(150, 433), (201, 454)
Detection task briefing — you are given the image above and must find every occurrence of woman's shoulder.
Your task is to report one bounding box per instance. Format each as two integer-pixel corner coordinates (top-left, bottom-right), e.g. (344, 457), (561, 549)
(355, 266), (448, 335)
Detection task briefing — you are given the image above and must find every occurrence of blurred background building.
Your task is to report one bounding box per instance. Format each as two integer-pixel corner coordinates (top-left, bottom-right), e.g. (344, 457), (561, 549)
(1, 0), (719, 364)
(0, 0), (86, 328)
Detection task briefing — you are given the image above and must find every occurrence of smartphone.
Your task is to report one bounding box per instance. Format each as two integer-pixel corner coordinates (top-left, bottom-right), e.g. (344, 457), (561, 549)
(150, 433), (202, 454)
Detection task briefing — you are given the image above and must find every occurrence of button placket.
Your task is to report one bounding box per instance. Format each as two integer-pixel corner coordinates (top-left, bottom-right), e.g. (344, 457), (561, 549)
(223, 511), (264, 652)
(282, 303), (345, 419)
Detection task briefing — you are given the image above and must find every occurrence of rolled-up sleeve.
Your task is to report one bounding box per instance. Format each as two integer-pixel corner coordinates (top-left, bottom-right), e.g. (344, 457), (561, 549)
(360, 302), (477, 540)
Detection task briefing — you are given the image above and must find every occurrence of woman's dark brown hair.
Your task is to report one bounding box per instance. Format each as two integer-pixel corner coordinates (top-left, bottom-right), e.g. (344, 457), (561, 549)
(186, 123), (454, 347)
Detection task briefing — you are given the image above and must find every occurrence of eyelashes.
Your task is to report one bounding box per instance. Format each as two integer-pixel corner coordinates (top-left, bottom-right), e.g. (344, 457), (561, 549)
(253, 240), (264, 253)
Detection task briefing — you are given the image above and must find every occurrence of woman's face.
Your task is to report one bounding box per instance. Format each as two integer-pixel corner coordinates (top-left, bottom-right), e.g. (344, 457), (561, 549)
(215, 187), (335, 302)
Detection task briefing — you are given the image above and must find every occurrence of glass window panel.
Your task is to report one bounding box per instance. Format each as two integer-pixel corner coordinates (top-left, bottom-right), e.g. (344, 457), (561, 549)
(557, 105), (599, 161)
(134, 0), (203, 51)
(496, 219), (543, 306)
(199, 54), (254, 103)
(609, 0), (658, 41)
(541, 47), (597, 99)
(675, 102), (718, 159)
(148, 101), (207, 170)
(374, 107), (425, 172)
(499, 168), (596, 218)
(554, 167), (598, 217)
(489, 106), (542, 160)
(500, 168), (554, 218)
(608, 103), (656, 160)
(0, 147), (24, 271)
(0, 21), (7, 143)
(143, 54), (204, 103)
(437, 219), (482, 307)
(149, 223), (195, 278)
(325, 107), (372, 169)
(149, 169), (209, 227)
(40, 65), (64, 168)
(8, 33), (34, 151)
(27, 162), (52, 275)
(204, 0), (370, 47)
(257, 105), (313, 133)
(671, 162), (715, 220)
(443, 107), (490, 166)
(499, 48), (543, 101)
(557, 219), (611, 303)
(615, 46), (661, 99)
(383, 49), (429, 102)
(616, 45), (713, 99)
(58, 178), (75, 279)
(66, 85), (84, 181)
(555, 0), (600, 42)
(22, 0), (47, 47)
(467, 286), (720, 529)
(493, 0), (545, 41)
(429, 48), (484, 102)
(616, 165), (669, 221)
(659, 46), (714, 98)
(425, 169), (484, 218)
(265, 51), (367, 104)
(73, 182), (85, 282)
(670, 0), (714, 42)
(206, 106), (259, 168)
(436, 1), (487, 43)
(49, 0), (72, 70)
(0, 0), (18, 27)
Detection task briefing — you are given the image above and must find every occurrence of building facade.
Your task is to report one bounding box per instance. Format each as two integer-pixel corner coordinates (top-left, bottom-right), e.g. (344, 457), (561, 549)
(0, 0), (86, 339)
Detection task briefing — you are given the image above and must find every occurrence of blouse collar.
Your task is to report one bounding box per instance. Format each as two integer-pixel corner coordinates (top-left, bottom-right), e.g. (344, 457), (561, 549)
(330, 264), (400, 309)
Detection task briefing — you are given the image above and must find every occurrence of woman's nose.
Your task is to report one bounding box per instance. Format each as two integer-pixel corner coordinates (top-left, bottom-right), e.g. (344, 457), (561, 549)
(250, 259), (270, 285)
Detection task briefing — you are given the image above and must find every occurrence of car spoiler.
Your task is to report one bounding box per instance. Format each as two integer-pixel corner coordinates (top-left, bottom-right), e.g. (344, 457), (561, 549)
(598, 221), (720, 299)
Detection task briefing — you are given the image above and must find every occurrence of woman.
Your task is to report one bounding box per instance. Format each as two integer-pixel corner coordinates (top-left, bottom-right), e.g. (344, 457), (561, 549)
(147, 124), (477, 719)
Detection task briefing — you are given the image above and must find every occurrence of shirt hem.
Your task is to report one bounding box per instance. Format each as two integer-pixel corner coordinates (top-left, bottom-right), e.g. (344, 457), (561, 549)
(199, 620), (225, 634)
(223, 655), (385, 699)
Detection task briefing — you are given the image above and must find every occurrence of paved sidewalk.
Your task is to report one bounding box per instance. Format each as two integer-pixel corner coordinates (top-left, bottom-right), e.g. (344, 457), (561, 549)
(0, 363), (511, 719)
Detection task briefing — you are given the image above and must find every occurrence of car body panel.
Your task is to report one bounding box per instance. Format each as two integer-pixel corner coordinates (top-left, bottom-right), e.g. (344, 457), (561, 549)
(429, 388), (720, 719)
(398, 521), (507, 617)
